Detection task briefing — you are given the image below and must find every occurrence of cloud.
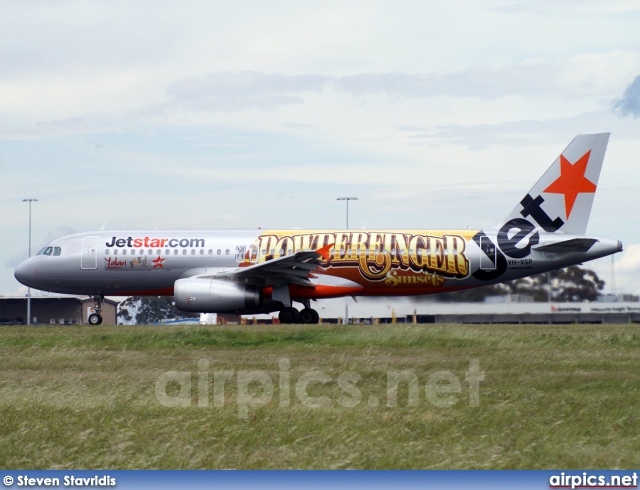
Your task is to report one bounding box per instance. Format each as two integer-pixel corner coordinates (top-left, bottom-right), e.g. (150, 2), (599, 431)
(0, 116), (119, 141)
(7, 53), (635, 128)
(150, 58), (630, 116)
(4, 254), (25, 270)
(613, 75), (640, 117)
(615, 243), (640, 271)
(495, 0), (640, 16)
(4, 226), (76, 269)
(589, 243), (640, 296)
(160, 71), (327, 113)
(44, 226), (76, 245)
(334, 55), (626, 100)
(396, 111), (613, 149)
(281, 122), (315, 129)
(162, 64), (606, 109)
(336, 71), (513, 99)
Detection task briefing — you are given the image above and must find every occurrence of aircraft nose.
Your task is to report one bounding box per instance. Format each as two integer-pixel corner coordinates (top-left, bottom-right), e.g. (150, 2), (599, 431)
(14, 259), (36, 287)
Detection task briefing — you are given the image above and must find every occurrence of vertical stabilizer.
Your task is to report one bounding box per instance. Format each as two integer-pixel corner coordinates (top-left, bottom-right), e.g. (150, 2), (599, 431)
(502, 133), (610, 234)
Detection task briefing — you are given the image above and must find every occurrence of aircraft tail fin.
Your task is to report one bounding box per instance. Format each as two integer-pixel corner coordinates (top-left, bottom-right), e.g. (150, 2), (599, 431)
(502, 133), (610, 234)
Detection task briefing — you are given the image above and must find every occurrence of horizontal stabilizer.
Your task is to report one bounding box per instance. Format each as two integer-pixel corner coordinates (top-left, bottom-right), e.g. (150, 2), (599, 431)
(533, 238), (598, 253)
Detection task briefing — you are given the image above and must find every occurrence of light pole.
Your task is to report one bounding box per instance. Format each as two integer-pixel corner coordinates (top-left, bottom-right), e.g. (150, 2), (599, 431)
(22, 198), (38, 325)
(336, 197), (358, 324)
(336, 197), (358, 229)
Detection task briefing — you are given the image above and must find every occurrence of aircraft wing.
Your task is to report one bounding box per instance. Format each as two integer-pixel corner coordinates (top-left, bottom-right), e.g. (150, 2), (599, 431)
(201, 243), (333, 287)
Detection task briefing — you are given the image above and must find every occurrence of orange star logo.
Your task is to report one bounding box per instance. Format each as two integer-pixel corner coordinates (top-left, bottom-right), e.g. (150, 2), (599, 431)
(152, 256), (166, 269)
(543, 150), (596, 218)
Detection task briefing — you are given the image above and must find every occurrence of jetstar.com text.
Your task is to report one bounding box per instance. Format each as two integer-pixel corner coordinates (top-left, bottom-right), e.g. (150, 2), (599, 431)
(105, 237), (205, 249)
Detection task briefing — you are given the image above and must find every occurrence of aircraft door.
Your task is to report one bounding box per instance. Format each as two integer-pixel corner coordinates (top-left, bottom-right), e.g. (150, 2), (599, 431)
(249, 244), (258, 263)
(235, 245), (246, 262)
(479, 236), (497, 270)
(81, 236), (99, 270)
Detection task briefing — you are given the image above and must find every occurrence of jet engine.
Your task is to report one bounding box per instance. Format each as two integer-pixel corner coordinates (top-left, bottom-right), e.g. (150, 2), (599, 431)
(174, 278), (261, 313)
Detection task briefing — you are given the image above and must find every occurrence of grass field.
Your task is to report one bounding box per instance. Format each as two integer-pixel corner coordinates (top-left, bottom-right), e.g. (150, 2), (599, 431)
(0, 323), (638, 469)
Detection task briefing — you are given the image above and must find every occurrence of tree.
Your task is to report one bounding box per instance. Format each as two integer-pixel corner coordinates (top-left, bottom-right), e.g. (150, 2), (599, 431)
(549, 266), (605, 302)
(431, 266), (605, 302)
(117, 307), (133, 322)
(116, 296), (194, 324)
(431, 283), (510, 302)
(135, 296), (176, 324)
(502, 265), (605, 302)
(117, 296), (138, 324)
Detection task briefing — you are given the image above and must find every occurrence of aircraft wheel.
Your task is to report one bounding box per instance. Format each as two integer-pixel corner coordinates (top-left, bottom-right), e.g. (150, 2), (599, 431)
(311, 309), (320, 324)
(279, 307), (300, 324)
(300, 308), (320, 324)
(88, 313), (103, 325)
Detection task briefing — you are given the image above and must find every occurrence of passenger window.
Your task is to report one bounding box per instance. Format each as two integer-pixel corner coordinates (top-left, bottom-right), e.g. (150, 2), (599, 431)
(114, 249), (118, 255)
(182, 249), (187, 255)
(105, 249), (110, 255)
(157, 249), (161, 255)
(139, 249), (144, 256)
(191, 249), (195, 255)
(225, 249), (230, 255)
(147, 249), (152, 255)
(200, 249), (204, 255)
(208, 249), (213, 255)
(174, 249), (178, 255)
(122, 249), (127, 255)
(217, 249), (221, 255)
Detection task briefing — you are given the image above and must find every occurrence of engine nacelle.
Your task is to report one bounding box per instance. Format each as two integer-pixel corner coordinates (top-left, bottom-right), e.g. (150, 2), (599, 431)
(174, 278), (261, 313)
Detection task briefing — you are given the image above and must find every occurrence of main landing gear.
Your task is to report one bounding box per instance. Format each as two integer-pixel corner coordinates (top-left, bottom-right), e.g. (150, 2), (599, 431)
(88, 295), (104, 325)
(278, 305), (320, 324)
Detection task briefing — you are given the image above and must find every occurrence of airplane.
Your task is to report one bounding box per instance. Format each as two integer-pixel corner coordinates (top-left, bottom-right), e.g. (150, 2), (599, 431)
(14, 133), (622, 325)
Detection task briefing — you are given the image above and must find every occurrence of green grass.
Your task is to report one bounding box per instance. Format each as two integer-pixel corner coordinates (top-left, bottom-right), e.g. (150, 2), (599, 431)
(0, 323), (638, 469)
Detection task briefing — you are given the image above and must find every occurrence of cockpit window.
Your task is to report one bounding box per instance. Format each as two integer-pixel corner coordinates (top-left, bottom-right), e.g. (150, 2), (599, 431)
(36, 246), (61, 256)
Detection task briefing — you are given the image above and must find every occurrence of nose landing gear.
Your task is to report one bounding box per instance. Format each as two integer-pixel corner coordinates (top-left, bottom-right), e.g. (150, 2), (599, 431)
(88, 295), (104, 325)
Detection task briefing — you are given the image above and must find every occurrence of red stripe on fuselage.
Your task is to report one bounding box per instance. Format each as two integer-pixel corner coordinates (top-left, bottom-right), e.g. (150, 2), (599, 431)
(116, 288), (175, 297)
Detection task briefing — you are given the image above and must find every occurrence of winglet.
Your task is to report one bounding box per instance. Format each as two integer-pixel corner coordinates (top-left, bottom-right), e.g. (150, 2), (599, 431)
(315, 243), (334, 261)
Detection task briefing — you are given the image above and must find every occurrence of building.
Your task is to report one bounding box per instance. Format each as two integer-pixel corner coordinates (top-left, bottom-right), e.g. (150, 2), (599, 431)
(0, 295), (118, 325)
(307, 297), (640, 324)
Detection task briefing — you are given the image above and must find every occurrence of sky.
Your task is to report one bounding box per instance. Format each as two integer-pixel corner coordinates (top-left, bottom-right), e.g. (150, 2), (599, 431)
(2, 0), (640, 297)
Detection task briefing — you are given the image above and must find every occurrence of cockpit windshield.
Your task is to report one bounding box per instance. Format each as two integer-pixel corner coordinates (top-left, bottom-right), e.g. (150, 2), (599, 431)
(36, 246), (61, 256)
